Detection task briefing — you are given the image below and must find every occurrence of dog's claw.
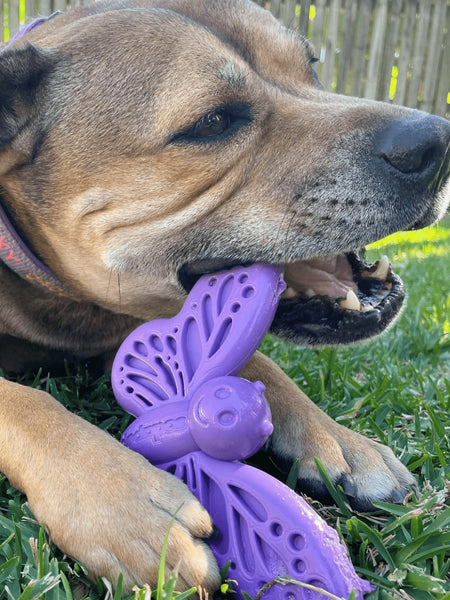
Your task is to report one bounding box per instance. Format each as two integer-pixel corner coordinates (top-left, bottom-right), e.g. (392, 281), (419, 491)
(271, 416), (417, 512)
(411, 482), (421, 499)
(295, 465), (416, 512)
(208, 525), (222, 543)
(337, 473), (357, 498)
(296, 444), (418, 512)
(390, 488), (407, 503)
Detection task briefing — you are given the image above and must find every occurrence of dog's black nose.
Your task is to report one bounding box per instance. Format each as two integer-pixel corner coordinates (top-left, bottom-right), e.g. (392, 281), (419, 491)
(377, 114), (449, 186)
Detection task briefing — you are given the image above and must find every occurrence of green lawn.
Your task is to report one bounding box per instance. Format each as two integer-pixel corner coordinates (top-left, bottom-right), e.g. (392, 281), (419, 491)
(0, 218), (448, 600)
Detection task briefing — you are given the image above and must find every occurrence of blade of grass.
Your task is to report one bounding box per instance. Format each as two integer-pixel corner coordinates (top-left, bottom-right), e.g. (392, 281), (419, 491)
(286, 459), (300, 490)
(314, 458), (352, 518)
(59, 571), (73, 600)
(156, 504), (190, 600)
(347, 518), (396, 571)
(113, 573), (123, 600)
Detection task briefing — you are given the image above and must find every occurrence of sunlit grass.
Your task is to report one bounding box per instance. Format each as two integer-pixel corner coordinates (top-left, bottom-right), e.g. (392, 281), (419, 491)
(366, 218), (449, 335)
(369, 221), (449, 250)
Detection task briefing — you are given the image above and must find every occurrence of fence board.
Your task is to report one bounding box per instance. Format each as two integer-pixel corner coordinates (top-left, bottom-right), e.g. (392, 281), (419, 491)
(270, 0), (282, 18)
(395, 0), (417, 106)
(8, 0), (20, 37)
(39, 0), (51, 16)
(422, 1), (447, 113)
(298, 0), (311, 36)
(311, 0), (326, 59)
(407, 0), (432, 106)
(1, 0), (449, 117)
(351, 1), (372, 98)
(435, 8), (450, 117)
(25, 0), (34, 18)
(379, 0), (401, 101)
(322, 0), (341, 89)
(366, 0), (388, 99)
(336, 0), (357, 94)
(282, 0), (297, 27)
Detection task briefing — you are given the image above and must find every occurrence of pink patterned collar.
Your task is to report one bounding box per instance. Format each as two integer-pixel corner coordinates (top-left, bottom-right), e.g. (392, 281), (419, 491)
(1, 12), (71, 296)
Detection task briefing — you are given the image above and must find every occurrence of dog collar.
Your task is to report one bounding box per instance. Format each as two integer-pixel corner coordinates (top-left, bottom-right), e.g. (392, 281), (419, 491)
(0, 205), (70, 295)
(3, 11), (62, 49)
(1, 12), (71, 297)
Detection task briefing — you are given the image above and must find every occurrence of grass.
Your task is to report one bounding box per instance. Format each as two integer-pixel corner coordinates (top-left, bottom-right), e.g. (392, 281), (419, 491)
(0, 217), (449, 599)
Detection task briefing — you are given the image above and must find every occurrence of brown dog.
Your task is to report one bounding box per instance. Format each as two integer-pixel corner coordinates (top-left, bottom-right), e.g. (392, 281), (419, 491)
(0, 0), (449, 593)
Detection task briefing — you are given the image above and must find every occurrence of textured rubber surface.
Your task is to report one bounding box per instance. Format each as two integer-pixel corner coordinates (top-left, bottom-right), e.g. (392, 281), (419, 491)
(113, 264), (285, 417)
(112, 264), (374, 599)
(161, 451), (373, 600)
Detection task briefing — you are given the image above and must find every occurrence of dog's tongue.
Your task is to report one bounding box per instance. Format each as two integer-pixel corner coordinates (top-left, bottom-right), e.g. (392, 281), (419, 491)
(284, 254), (358, 298)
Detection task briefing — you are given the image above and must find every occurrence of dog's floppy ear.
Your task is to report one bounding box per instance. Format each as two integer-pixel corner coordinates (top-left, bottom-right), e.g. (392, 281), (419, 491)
(0, 44), (58, 151)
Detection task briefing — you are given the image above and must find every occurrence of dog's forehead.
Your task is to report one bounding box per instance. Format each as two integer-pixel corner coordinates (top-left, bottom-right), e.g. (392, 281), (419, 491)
(21, 0), (323, 175)
(155, 0), (315, 73)
(41, 0), (314, 93)
(32, 2), (316, 147)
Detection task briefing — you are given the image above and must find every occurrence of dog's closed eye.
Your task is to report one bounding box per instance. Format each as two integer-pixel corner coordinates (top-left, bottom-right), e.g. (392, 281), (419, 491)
(309, 56), (322, 88)
(171, 103), (253, 144)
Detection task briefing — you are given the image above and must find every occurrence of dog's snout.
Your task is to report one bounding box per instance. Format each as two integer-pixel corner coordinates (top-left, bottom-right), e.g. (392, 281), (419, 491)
(376, 114), (450, 186)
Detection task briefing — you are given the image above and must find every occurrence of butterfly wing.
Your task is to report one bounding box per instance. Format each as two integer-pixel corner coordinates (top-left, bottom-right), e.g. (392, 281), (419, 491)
(112, 264), (285, 415)
(161, 452), (374, 600)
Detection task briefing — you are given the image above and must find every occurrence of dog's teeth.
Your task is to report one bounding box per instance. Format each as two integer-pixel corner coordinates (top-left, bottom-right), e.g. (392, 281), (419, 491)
(364, 255), (390, 280)
(282, 286), (298, 299)
(373, 255), (390, 280)
(305, 288), (316, 298)
(360, 303), (375, 312)
(340, 289), (360, 311)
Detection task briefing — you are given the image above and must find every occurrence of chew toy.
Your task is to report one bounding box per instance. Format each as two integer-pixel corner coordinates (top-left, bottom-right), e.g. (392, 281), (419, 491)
(112, 264), (373, 600)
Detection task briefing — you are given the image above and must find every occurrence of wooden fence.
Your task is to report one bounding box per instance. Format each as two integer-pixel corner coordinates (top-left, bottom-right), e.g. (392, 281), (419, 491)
(1, 0), (449, 117)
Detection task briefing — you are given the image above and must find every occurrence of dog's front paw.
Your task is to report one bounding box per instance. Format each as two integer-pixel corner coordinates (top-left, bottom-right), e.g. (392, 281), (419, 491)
(241, 352), (418, 512)
(25, 410), (220, 594)
(271, 415), (418, 512)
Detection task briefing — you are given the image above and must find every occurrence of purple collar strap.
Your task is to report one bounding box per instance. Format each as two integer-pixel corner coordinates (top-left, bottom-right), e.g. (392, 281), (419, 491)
(3, 12), (61, 50)
(1, 12), (71, 297)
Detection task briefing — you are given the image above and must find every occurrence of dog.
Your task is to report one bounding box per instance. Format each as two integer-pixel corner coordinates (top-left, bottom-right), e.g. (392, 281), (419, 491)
(0, 0), (449, 593)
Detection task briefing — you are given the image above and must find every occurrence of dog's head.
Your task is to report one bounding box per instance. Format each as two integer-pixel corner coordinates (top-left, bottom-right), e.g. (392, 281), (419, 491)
(0, 0), (449, 347)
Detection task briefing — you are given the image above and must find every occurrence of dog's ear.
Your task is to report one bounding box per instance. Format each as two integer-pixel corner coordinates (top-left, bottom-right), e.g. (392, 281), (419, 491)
(0, 44), (58, 153)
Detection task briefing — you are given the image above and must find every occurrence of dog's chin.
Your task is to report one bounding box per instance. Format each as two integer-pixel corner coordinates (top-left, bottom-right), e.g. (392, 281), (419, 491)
(177, 251), (405, 346)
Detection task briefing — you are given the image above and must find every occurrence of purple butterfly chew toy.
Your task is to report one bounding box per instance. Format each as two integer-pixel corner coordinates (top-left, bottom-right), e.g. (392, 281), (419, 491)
(112, 264), (374, 600)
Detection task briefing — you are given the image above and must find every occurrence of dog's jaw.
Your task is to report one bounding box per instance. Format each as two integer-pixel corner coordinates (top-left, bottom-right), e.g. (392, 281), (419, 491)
(272, 252), (405, 345)
(177, 250), (406, 346)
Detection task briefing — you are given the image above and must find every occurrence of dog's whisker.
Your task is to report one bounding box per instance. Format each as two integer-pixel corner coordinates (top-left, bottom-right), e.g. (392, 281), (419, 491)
(271, 204), (295, 263)
(283, 208), (299, 261)
(267, 205), (298, 305)
(105, 268), (113, 304)
(117, 272), (122, 312)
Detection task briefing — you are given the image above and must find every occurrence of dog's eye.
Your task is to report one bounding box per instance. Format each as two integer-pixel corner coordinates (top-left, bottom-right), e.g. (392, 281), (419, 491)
(172, 103), (253, 144)
(193, 110), (231, 138)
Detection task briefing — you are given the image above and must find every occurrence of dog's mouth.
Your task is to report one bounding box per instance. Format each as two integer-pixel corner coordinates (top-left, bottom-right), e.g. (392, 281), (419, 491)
(178, 251), (405, 345)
